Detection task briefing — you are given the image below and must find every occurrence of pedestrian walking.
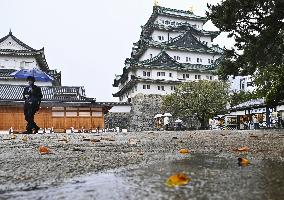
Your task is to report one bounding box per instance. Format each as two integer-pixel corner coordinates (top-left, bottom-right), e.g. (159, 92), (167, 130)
(22, 76), (43, 134)
(253, 115), (259, 130)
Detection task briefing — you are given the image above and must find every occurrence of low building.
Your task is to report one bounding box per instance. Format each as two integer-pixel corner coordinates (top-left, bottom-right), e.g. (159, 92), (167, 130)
(0, 84), (111, 132)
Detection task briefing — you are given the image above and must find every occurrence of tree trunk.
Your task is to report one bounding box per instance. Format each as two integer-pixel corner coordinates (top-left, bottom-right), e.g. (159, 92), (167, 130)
(199, 115), (208, 130)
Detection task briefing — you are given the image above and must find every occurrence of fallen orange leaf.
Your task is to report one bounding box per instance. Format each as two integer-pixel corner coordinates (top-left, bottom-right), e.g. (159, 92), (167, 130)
(237, 146), (249, 152)
(179, 148), (190, 154)
(39, 145), (50, 155)
(238, 157), (250, 166)
(166, 173), (190, 187)
(91, 138), (101, 143)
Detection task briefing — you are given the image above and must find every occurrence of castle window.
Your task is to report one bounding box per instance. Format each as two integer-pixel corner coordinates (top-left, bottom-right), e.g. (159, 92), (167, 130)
(186, 74), (189, 78)
(157, 72), (165, 76)
(147, 72), (151, 76)
(210, 76), (213, 80)
(171, 21), (175, 25)
(158, 36), (164, 41)
(143, 85), (146, 89)
(183, 74), (185, 79)
(171, 86), (176, 90)
(147, 85), (150, 89)
(197, 58), (200, 63)
(186, 57), (191, 62)
(208, 59), (211, 64)
(150, 54), (153, 58)
(143, 71), (146, 76)
(211, 59), (214, 63)
(195, 75), (201, 79)
(169, 73), (172, 77)
(165, 20), (169, 25)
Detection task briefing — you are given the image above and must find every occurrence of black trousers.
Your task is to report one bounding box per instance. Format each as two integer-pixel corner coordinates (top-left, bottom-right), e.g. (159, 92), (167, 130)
(24, 104), (39, 133)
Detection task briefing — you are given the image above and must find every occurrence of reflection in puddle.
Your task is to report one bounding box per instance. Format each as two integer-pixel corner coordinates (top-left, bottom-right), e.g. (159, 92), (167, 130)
(2, 154), (284, 200)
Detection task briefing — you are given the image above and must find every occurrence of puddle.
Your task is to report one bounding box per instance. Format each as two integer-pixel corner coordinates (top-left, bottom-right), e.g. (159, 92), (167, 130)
(1, 153), (283, 200)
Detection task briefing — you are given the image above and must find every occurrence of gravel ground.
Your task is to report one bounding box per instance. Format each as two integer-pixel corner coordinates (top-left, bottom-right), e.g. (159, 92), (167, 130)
(0, 129), (283, 192)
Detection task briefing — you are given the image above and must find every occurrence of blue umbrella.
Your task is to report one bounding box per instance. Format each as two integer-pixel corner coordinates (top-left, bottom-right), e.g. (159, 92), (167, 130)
(10, 68), (54, 82)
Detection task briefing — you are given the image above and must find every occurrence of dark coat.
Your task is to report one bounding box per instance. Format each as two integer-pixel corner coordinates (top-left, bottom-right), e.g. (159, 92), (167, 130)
(23, 84), (43, 112)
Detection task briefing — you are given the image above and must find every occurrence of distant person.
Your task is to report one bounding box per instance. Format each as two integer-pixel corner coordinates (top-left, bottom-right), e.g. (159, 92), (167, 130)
(253, 115), (259, 130)
(176, 118), (183, 131)
(22, 76), (43, 134)
(163, 116), (169, 130)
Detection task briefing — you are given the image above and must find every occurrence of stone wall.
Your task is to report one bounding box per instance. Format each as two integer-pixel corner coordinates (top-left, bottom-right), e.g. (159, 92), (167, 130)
(105, 93), (201, 131)
(104, 112), (130, 130)
(129, 93), (163, 131)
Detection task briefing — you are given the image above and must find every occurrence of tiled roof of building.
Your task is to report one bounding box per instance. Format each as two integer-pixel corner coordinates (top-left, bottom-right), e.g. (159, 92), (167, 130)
(165, 31), (210, 51)
(129, 51), (216, 70)
(231, 99), (265, 110)
(0, 69), (17, 77)
(154, 6), (206, 22)
(0, 84), (89, 101)
(113, 76), (183, 97)
(0, 69), (61, 85)
(131, 31), (222, 60)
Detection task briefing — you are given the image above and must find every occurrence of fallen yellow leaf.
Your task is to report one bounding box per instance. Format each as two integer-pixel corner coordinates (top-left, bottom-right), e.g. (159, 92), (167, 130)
(166, 173), (190, 187)
(179, 148), (190, 154)
(237, 146), (249, 152)
(238, 157), (250, 166)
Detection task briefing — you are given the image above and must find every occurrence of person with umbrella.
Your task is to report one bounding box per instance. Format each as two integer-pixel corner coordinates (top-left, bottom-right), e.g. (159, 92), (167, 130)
(22, 76), (43, 134)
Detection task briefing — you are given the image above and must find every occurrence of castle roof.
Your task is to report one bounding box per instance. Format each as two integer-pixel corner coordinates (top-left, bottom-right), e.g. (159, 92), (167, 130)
(113, 76), (183, 97)
(0, 31), (49, 71)
(131, 30), (222, 60)
(113, 51), (216, 87)
(142, 23), (219, 40)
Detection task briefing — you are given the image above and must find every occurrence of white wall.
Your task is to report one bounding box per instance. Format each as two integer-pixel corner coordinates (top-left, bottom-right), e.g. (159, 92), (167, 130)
(151, 30), (182, 42)
(0, 79), (52, 86)
(139, 48), (220, 64)
(139, 48), (161, 61)
(228, 75), (256, 93)
(109, 105), (131, 113)
(0, 55), (40, 70)
(0, 36), (29, 51)
(155, 16), (204, 30)
(194, 35), (212, 47)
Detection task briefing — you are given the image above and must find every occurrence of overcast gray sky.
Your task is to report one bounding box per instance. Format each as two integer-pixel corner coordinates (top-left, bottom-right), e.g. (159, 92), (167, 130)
(1, 0), (233, 102)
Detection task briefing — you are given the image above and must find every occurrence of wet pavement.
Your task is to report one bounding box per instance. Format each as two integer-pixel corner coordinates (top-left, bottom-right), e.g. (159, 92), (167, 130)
(1, 153), (284, 200)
